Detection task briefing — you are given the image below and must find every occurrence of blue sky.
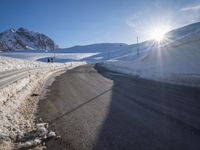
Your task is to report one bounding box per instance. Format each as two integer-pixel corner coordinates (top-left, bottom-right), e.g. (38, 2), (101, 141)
(1, 0), (200, 47)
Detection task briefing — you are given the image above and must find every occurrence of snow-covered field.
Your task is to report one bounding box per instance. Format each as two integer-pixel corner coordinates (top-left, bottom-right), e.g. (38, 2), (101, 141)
(0, 43), (130, 63)
(0, 50), (98, 63)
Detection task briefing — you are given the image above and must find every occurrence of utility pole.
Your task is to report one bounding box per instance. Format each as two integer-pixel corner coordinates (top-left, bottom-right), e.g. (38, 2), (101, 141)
(108, 49), (110, 61)
(137, 36), (139, 57)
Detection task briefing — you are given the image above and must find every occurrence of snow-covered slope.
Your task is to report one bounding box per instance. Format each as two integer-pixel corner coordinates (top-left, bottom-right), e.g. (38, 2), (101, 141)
(0, 50), (98, 63)
(104, 22), (200, 86)
(61, 43), (127, 53)
(61, 43), (133, 62)
(0, 43), (129, 63)
(166, 22), (200, 41)
(0, 28), (58, 51)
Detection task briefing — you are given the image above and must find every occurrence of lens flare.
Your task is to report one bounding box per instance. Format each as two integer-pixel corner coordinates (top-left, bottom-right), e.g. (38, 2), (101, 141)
(149, 25), (171, 42)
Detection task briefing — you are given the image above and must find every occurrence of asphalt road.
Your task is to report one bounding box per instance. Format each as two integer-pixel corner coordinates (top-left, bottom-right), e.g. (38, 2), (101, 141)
(38, 64), (200, 150)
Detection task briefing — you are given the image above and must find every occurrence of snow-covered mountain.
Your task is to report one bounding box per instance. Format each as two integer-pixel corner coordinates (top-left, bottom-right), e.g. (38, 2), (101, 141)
(0, 27), (58, 51)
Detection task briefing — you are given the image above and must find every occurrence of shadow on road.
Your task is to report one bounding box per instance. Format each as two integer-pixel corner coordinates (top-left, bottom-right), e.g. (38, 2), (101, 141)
(49, 88), (112, 125)
(93, 64), (200, 150)
(37, 64), (200, 150)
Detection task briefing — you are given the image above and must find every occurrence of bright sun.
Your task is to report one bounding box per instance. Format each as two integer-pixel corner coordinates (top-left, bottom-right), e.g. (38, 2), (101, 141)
(150, 25), (170, 42)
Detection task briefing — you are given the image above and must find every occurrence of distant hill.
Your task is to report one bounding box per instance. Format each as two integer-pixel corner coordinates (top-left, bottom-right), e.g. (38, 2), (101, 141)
(60, 43), (128, 53)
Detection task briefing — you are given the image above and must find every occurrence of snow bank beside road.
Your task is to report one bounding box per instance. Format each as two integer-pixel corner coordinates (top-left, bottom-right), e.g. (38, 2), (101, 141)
(104, 34), (200, 87)
(0, 56), (86, 149)
(101, 22), (200, 87)
(0, 70), (52, 149)
(0, 56), (61, 72)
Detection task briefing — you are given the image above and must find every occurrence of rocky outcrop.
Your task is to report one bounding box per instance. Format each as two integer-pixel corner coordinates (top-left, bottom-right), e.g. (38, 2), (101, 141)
(0, 28), (58, 51)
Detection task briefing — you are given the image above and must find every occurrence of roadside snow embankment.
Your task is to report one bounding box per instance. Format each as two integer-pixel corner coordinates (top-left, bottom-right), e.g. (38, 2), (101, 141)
(0, 56), (86, 149)
(0, 56), (61, 72)
(104, 35), (200, 87)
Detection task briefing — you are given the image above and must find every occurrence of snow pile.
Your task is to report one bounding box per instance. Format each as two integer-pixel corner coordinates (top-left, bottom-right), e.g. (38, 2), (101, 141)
(0, 71), (51, 149)
(104, 22), (200, 86)
(0, 57), (86, 149)
(0, 56), (61, 72)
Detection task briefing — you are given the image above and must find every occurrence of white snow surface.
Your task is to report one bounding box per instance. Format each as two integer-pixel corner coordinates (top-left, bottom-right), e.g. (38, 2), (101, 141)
(0, 56), (61, 72)
(104, 22), (200, 86)
(0, 56), (86, 149)
(0, 50), (98, 63)
(0, 43), (128, 63)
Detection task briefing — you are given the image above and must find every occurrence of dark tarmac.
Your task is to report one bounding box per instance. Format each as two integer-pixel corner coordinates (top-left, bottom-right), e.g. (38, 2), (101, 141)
(38, 64), (200, 150)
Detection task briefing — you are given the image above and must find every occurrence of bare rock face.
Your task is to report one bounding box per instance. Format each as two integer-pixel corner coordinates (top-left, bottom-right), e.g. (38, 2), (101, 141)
(0, 28), (58, 51)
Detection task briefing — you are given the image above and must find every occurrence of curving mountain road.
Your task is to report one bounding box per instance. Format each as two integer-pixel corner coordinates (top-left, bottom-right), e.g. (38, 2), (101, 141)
(38, 64), (200, 150)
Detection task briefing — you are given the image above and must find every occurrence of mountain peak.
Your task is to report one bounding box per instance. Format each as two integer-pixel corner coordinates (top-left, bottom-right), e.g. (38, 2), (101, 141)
(3, 28), (16, 34)
(0, 27), (58, 51)
(17, 27), (29, 33)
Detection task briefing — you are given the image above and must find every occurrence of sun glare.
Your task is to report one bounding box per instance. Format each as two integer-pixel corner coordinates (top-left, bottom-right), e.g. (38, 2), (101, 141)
(150, 25), (171, 42)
